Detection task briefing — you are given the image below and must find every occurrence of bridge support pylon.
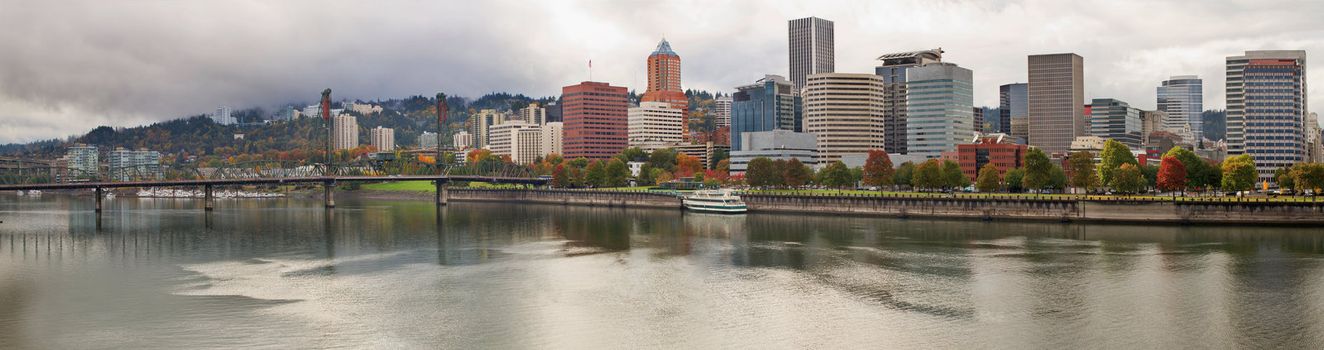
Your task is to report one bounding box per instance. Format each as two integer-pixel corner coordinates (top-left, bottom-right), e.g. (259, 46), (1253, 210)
(323, 181), (336, 208)
(204, 185), (214, 211)
(94, 187), (103, 213)
(435, 181), (448, 206)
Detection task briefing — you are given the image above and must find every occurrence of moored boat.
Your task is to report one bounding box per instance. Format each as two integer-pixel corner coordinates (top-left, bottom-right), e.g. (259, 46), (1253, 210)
(682, 189), (748, 214)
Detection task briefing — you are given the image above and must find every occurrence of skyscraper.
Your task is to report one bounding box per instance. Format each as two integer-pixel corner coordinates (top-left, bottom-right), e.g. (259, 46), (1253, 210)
(803, 73), (886, 163)
(999, 83), (1028, 139)
(730, 75), (801, 151)
(370, 126), (395, 151)
(562, 81), (629, 159)
(1226, 50), (1308, 182)
(1157, 75), (1204, 142)
(519, 102), (547, 125)
(875, 49), (944, 155)
(1028, 53), (1085, 156)
(714, 96), (732, 128)
(1087, 98), (1143, 149)
(332, 114), (359, 150)
(641, 39), (690, 139)
(467, 109), (502, 149)
(788, 17), (834, 89)
(905, 63), (974, 159)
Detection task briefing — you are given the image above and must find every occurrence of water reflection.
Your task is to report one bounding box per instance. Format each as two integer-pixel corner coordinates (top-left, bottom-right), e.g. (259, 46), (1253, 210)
(1, 194), (1323, 348)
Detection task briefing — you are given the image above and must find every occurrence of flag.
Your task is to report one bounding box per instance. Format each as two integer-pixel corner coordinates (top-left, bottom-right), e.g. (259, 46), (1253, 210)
(319, 89), (332, 121)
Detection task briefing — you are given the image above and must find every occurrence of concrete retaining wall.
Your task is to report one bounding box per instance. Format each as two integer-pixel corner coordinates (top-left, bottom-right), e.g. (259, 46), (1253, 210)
(448, 189), (681, 209)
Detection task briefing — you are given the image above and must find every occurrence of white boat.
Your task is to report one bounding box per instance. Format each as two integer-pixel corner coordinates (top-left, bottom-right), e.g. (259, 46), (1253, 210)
(27, 190), (41, 197)
(683, 189), (748, 214)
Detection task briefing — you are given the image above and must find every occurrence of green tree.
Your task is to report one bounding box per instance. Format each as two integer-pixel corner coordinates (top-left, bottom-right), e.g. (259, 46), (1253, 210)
(770, 159), (789, 188)
(585, 160), (606, 187)
(617, 147), (648, 163)
(637, 163), (656, 186)
(569, 157), (590, 169)
(817, 161), (853, 189)
(1141, 164), (1160, 191)
(605, 158), (630, 187)
(745, 157), (777, 188)
(1049, 165), (1068, 191)
(1220, 154), (1256, 193)
(1097, 139), (1137, 189)
(1112, 163), (1144, 194)
(941, 160), (969, 190)
(1295, 163), (1324, 197)
(783, 158), (813, 188)
(975, 163), (1002, 192)
(1067, 151), (1098, 192)
(648, 148), (677, 171)
(1022, 148), (1053, 192)
(861, 149), (895, 188)
(894, 162), (916, 188)
(1005, 168), (1026, 193)
(1276, 164), (1297, 193)
(913, 159), (944, 191)
(1164, 146), (1209, 191)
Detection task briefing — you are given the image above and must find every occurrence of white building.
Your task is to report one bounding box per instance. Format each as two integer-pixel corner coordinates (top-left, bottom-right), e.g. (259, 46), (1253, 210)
(332, 114), (359, 150)
(212, 106), (236, 125)
(63, 144), (98, 178)
(628, 101), (685, 152)
(802, 73), (886, 163)
(349, 102), (383, 115)
(370, 126), (395, 151)
(729, 130), (818, 172)
(488, 121), (541, 164)
(519, 103), (547, 125)
(714, 96), (732, 127)
(540, 122), (563, 156)
(108, 147), (162, 181)
(1226, 50), (1308, 182)
(469, 109), (502, 149)
(452, 131), (473, 151)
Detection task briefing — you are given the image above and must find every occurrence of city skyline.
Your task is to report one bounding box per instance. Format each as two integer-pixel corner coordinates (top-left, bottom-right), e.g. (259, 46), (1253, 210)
(1, 0), (1323, 144)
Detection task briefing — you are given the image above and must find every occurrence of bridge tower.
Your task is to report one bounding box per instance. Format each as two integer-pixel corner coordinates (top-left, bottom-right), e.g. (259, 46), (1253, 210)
(435, 92), (449, 207)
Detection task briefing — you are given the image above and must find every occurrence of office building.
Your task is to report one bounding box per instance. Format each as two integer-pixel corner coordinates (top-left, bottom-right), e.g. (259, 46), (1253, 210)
(1157, 75), (1204, 142)
(803, 73), (887, 163)
(1028, 53), (1085, 156)
(628, 101), (685, 152)
(788, 17), (834, 89)
(540, 122), (564, 156)
(1087, 98), (1143, 149)
(956, 133), (1026, 181)
(1139, 110), (1166, 145)
(212, 106), (235, 125)
(562, 81), (629, 159)
(452, 131), (473, 151)
(731, 75), (801, 151)
(332, 114), (359, 150)
(714, 96), (732, 127)
(488, 121), (541, 164)
(875, 49), (944, 155)
(999, 83), (1029, 140)
(108, 147), (162, 181)
(468, 109), (502, 149)
(729, 130), (818, 172)
(906, 63), (975, 159)
(641, 39), (690, 139)
(519, 103), (547, 125)
(1226, 50), (1308, 182)
(370, 126), (395, 151)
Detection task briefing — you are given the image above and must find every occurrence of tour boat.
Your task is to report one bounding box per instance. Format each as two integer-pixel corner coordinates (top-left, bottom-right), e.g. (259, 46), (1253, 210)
(682, 189), (748, 214)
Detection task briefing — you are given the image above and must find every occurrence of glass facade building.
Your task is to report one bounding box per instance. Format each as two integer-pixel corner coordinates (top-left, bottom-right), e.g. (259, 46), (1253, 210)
(1226, 50), (1308, 182)
(999, 83), (1028, 139)
(1157, 75), (1204, 142)
(1087, 98), (1143, 149)
(905, 63), (974, 159)
(730, 75), (801, 151)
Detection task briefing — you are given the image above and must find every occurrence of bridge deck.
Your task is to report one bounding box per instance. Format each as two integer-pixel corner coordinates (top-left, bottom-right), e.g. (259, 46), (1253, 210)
(0, 175), (546, 191)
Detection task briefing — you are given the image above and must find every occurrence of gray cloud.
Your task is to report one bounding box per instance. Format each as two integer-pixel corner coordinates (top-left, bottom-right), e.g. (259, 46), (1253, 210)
(1, 0), (1321, 143)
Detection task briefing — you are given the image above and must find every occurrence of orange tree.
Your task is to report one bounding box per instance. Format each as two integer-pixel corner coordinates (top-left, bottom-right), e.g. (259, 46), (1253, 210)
(1156, 155), (1188, 194)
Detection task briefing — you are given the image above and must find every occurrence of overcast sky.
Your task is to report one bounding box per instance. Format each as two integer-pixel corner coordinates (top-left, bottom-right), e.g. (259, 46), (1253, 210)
(1, 0), (1321, 143)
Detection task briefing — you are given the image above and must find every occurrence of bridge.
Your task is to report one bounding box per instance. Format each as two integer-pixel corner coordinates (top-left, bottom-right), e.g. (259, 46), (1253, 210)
(0, 159), (548, 211)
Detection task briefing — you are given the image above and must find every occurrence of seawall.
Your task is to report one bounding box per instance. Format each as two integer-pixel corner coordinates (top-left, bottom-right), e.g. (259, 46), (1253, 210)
(445, 189), (1324, 225)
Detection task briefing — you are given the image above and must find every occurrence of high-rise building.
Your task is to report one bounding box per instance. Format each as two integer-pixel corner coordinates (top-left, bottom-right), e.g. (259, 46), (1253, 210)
(980, 107), (1000, 133)
(1087, 98), (1143, 149)
(875, 49), (943, 155)
(370, 126), (395, 151)
(788, 17), (834, 90)
(972, 107), (985, 133)
(519, 103), (547, 125)
(999, 83), (1029, 139)
(731, 75), (801, 151)
(488, 121), (541, 164)
(628, 101), (685, 152)
(1139, 110), (1166, 145)
(1157, 75), (1204, 143)
(1028, 53), (1085, 156)
(905, 63), (975, 159)
(108, 147), (162, 181)
(803, 73), (887, 163)
(332, 114), (359, 150)
(213, 106), (235, 125)
(562, 81), (629, 159)
(468, 109), (502, 149)
(540, 122), (563, 157)
(63, 144), (98, 180)
(1226, 50), (1308, 182)
(714, 96), (732, 128)
(641, 39), (690, 140)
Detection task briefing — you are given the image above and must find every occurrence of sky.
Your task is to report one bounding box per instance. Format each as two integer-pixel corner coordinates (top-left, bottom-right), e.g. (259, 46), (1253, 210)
(1, 0), (1322, 144)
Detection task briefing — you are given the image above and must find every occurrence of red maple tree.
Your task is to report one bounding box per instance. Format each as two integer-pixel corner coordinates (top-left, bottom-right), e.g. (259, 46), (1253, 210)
(1156, 155), (1187, 193)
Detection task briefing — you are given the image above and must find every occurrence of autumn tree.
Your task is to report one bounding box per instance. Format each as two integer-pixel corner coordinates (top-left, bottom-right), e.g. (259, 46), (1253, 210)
(941, 160), (969, 190)
(913, 159), (943, 191)
(975, 163), (1002, 192)
(1165, 146), (1211, 192)
(861, 149), (895, 188)
(604, 158), (630, 187)
(1276, 165), (1297, 194)
(1067, 151), (1098, 193)
(1220, 154), (1256, 194)
(817, 161), (854, 189)
(551, 163), (569, 188)
(894, 161), (915, 189)
(745, 157), (777, 188)
(1097, 139), (1137, 189)
(585, 160), (606, 187)
(1294, 163), (1324, 197)
(675, 153), (703, 178)
(1156, 155), (1188, 193)
(1112, 163), (1144, 194)
(783, 158), (813, 188)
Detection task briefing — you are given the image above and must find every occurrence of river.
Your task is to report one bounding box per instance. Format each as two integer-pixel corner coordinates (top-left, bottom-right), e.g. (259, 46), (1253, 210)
(2, 194), (1323, 348)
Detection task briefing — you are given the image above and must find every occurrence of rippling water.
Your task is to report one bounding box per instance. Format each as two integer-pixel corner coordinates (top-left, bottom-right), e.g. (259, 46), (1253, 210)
(2, 194), (1324, 349)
